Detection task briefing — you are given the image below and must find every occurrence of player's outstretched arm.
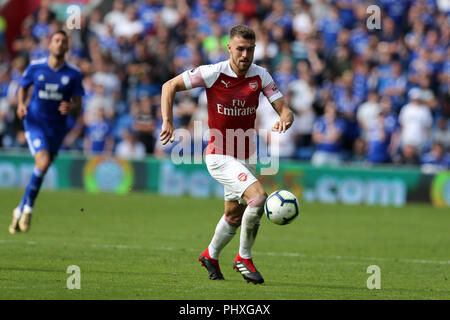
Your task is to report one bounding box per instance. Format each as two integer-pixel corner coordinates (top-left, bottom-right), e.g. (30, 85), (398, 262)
(270, 97), (294, 133)
(17, 86), (29, 120)
(160, 74), (187, 145)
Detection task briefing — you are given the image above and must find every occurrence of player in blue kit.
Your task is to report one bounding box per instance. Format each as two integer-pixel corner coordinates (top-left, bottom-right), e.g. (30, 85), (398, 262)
(8, 30), (84, 234)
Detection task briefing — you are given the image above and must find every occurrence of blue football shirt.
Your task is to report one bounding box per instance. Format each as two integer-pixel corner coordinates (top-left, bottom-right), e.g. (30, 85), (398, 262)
(20, 58), (85, 128)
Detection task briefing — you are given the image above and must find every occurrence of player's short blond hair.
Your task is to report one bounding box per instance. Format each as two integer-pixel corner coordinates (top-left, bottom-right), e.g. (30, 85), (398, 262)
(229, 25), (255, 41)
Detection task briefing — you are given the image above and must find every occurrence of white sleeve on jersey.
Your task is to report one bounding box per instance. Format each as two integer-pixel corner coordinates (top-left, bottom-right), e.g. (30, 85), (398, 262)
(182, 64), (221, 89)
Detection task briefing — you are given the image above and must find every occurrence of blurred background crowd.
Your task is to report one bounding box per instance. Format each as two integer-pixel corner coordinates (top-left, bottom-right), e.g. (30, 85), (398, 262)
(0, 0), (449, 171)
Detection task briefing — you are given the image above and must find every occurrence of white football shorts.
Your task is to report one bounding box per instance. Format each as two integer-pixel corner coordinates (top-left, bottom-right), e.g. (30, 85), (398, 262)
(205, 154), (258, 203)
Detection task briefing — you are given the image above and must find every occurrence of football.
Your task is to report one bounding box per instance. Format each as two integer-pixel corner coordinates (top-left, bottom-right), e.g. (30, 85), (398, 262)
(264, 190), (300, 225)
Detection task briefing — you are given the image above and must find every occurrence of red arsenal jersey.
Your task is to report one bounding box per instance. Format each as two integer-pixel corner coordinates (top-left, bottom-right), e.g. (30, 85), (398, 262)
(182, 60), (283, 159)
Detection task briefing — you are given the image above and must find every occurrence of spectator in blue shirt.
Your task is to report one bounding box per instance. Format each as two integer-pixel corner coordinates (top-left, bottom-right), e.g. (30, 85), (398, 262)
(352, 61), (369, 104)
(379, 0), (410, 27)
(379, 60), (407, 113)
(405, 20), (426, 52)
(376, 45), (394, 93)
(408, 47), (434, 87)
(335, 0), (357, 29)
(138, 0), (163, 34)
(334, 71), (360, 153)
(273, 57), (296, 95)
(423, 28), (446, 74)
(218, 0), (239, 33)
(98, 23), (119, 53)
(379, 16), (400, 43)
(31, 8), (51, 40)
(311, 100), (346, 166)
(317, 5), (342, 52)
(263, 0), (293, 33)
(190, 0), (210, 24)
(366, 97), (400, 164)
(349, 23), (369, 57)
(84, 107), (114, 155)
(438, 48), (450, 98)
(421, 142), (450, 172)
(30, 37), (50, 61)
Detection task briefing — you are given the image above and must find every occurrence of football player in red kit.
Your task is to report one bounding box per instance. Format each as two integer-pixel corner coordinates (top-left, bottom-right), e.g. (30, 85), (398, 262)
(160, 25), (293, 284)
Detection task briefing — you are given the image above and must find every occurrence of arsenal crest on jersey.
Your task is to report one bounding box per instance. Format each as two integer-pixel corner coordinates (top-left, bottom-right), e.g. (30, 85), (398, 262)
(238, 172), (248, 182)
(248, 81), (258, 91)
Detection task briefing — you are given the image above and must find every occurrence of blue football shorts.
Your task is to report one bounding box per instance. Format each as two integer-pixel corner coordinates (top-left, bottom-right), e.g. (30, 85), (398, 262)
(24, 117), (66, 160)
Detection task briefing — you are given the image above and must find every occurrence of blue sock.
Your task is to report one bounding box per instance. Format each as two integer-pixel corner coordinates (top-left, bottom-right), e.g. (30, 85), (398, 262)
(19, 167), (45, 211)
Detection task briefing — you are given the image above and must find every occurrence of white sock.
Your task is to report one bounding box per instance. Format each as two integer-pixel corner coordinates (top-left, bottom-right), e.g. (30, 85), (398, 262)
(208, 215), (238, 260)
(239, 205), (263, 259)
(14, 207), (22, 219)
(23, 205), (33, 215)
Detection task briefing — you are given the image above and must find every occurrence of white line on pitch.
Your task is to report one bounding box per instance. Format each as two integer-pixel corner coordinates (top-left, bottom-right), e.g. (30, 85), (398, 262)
(1, 239), (449, 265)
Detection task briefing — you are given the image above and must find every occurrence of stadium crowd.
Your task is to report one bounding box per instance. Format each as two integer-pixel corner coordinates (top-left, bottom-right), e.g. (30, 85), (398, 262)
(0, 0), (449, 170)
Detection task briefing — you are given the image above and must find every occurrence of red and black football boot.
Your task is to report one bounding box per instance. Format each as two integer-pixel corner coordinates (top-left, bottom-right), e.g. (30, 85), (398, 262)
(233, 254), (264, 284)
(198, 248), (225, 280)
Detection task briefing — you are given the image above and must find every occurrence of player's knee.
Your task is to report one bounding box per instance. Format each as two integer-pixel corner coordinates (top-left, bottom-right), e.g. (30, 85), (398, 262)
(36, 161), (50, 172)
(224, 213), (242, 227)
(35, 155), (51, 172)
(247, 193), (267, 208)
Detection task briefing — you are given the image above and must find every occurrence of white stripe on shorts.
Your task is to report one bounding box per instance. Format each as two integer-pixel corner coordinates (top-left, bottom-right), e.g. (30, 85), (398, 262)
(24, 131), (36, 156)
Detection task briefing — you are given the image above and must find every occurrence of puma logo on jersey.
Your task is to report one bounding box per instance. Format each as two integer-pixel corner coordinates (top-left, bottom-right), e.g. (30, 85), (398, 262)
(221, 80), (231, 88)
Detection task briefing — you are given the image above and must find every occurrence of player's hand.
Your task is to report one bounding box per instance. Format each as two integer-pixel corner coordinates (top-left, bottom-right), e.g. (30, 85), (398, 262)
(58, 101), (72, 115)
(17, 103), (27, 120)
(272, 109), (294, 133)
(272, 121), (291, 133)
(272, 114), (293, 133)
(160, 121), (175, 145)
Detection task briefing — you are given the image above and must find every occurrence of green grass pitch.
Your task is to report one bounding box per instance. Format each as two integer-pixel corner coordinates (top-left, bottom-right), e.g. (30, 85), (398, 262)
(1, 188), (449, 299)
